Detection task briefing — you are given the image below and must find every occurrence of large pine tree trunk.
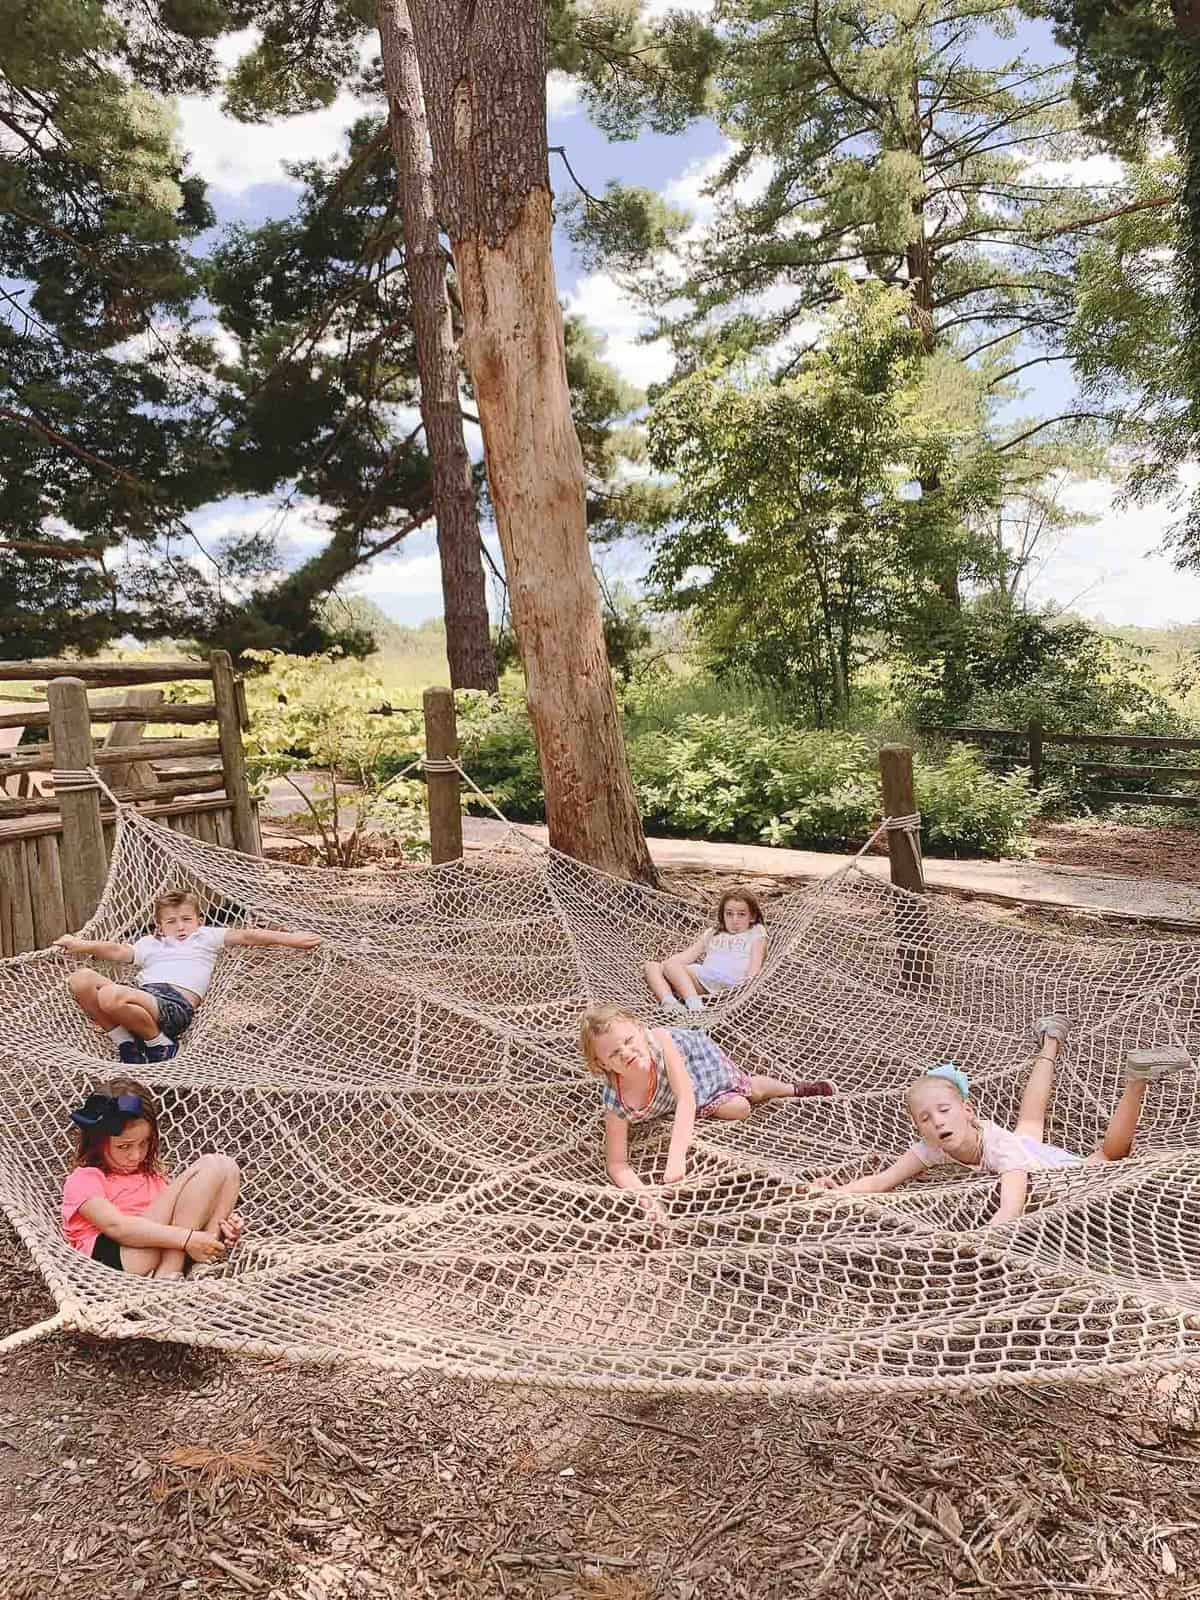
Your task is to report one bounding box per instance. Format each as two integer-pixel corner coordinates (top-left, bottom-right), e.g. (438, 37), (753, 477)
(407, 0), (654, 882)
(377, 0), (498, 693)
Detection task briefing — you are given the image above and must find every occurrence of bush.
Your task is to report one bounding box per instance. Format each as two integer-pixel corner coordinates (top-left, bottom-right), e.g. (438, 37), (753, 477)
(438, 698), (1039, 859)
(631, 715), (1038, 857)
(899, 608), (1186, 735)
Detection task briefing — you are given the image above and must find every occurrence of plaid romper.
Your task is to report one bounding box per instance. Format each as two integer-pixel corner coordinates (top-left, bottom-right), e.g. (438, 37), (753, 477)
(602, 1028), (752, 1122)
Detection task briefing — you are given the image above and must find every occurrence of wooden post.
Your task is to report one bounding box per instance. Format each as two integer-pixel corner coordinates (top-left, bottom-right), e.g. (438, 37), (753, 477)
(47, 677), (109, 930)
(879, 743), (932, 992)
(1027, 718), (1043, 790)
(210, 650), (259, 856)
(878, 744), (925, 894)
(423, 686), (463, 864)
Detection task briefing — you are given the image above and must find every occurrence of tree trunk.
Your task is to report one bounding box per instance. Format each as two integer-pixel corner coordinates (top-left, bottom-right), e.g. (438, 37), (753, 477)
(377, 0), (498, 693)
(408, 0), (654, 883)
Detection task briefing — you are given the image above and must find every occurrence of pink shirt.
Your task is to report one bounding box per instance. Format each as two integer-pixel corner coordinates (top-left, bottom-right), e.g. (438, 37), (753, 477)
(62, 1166), (167, 1255)
(911, 1119), (1082, 1176)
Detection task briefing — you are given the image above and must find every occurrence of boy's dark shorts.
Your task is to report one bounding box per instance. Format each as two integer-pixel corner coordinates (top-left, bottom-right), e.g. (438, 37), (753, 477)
(138, 982), (196, 1040)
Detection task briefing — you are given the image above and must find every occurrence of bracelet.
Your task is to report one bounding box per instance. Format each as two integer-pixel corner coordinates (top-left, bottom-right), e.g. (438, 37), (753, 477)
(183, 1229), (194, 1254)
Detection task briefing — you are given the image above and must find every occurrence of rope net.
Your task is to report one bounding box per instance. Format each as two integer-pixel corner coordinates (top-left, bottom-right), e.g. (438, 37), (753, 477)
(3, 806), (1200, 1395)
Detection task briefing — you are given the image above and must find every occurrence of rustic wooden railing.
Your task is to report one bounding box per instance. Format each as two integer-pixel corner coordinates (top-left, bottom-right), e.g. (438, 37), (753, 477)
(0, 652), (258, 955)
(918, 719), (1200, 807)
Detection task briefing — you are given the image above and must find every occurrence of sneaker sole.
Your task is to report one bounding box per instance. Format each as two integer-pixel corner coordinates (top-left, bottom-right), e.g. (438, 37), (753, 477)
(1126, 1047), (1192, 1081)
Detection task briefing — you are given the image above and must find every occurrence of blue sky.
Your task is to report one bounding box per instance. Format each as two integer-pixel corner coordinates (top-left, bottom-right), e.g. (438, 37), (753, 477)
(174, 14), (1200, 631)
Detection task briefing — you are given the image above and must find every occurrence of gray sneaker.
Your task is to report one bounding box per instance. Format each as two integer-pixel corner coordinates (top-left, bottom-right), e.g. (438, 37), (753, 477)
(1032, 1014), (1070, 1045)
(1125, 1046), (1193, 1083)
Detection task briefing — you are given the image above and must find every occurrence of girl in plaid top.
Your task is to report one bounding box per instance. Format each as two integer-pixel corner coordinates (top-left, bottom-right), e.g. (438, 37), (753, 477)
(580, 1004), (833, 1197)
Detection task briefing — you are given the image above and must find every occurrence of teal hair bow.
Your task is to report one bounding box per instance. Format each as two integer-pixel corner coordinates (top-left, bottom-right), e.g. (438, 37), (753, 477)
(924, 1062), (969, 1099)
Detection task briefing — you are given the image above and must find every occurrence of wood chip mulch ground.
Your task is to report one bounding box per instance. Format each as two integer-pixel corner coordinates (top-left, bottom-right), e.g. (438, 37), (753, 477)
(5, 1214), (1200, 1600)
(1031, 820), (1200, 891)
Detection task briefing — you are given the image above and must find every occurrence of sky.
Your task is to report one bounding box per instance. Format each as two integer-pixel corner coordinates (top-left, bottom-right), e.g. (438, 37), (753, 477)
(171, 15), (1200, 632)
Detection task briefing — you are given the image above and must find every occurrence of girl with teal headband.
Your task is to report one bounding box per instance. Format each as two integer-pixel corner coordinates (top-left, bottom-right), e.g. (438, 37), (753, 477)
(810, 1016), (1192, 1226)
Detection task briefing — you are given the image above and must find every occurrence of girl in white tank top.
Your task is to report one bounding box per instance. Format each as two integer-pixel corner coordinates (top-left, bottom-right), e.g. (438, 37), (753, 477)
(643, 887), (768, 1017)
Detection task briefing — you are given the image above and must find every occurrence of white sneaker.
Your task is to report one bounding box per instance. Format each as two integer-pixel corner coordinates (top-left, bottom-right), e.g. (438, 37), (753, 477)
(1125, 1047), (1193, 1083)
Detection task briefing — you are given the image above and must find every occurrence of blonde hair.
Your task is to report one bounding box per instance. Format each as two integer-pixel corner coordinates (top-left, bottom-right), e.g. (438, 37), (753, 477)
(154, 889), (202, 922)
(579, 1004), (645, 1079)
(904, 1068), (970, 1118)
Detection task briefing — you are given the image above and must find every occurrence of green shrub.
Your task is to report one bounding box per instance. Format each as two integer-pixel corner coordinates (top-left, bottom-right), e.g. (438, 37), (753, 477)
(433, 698), (1039, 859)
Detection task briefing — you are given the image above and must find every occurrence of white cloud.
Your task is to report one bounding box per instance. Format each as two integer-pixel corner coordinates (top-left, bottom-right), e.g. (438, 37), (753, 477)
(644, 0), (712, 15)
(1027, 151), (1124, 188)
(564, 271), (674, 390)
(177, 89), (369, 195)
(346, 550), (444, 597)
(547, 72), (581, 119)
(1025, 472), (1200, 626)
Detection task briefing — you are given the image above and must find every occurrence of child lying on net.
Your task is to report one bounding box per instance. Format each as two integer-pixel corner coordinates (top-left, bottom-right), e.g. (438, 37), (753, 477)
(580, 1004), (833, 1219)
(809, 1016), (1191, 1225)
(643, 887), (768, 1016)
(57, 889), (321, 1065)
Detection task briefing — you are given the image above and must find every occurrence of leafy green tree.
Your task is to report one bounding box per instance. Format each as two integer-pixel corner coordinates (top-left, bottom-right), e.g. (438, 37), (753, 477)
(1032, 2), (1200, 569)
(569, 0), (1168, 629)
(646, 285), (999, 725)
(0, 0), (248, 655)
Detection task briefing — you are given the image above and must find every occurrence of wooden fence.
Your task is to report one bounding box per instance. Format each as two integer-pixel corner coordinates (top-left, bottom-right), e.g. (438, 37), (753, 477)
(0, 652), (258, 956)
(919, 719), (1200, 807)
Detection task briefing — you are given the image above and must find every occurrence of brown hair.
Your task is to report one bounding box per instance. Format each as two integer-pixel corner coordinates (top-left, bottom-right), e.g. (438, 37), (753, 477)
(70, 1076), (163, 1175)
(154, 889), (202, 923)
(715, 886), (765, 931)
(579, 1004), (645, 1080)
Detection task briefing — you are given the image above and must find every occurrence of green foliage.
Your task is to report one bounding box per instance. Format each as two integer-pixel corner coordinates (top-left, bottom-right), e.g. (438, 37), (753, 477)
(242, 650), (429, 866)
(646, 284), (999, 724)
(439, 692), (1038, 858)
(898, 607), (1187, 734)
(548, 0), (719, 137)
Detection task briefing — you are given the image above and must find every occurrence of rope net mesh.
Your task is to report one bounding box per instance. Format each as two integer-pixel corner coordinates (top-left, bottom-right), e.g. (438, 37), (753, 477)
(3, 808), (1200, 1394)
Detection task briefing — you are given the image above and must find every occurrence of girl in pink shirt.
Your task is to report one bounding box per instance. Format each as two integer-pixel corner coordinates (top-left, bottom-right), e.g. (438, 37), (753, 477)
(61, 1077), (243, 1277)
(810, 1016), (1192, 1226)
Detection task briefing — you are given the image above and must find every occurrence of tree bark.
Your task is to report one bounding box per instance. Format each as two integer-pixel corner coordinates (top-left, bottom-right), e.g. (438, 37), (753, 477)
(408, 0), (654, 883)
(377, 0), (498, 693)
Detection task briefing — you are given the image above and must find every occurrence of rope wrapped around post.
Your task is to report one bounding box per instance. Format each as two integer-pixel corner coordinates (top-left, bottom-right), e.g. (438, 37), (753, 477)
(50, 767), (125, 807)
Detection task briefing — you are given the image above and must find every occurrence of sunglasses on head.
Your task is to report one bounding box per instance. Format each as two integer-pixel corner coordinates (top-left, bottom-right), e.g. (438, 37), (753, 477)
(70, 1092), (144, 1131)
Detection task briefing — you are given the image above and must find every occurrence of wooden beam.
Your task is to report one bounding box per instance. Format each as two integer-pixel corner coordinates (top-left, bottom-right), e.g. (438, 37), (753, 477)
(0, 736), (222, 780)
(916, 724), (1027, 742)
(424, 686), (463, 864)
(0, 773), (227, 820)
(1082, 764), (1200, 781)
(47, 678), (108, 929)
(1048, 732), (1200, 752)
(0, 794), (250, 842)
(0, 702), (219, 732)
(98, 687), (163, 789)
(0, 659), (212, 684)
(878, 745), (925, 894)
(1088, 790), (1200, 808)
(210, 650), (258, 855)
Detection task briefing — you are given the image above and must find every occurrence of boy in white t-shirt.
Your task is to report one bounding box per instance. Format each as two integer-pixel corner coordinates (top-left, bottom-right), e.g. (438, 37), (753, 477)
(644, 887), (768, 1016)
(56, 890), (321, 1065)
